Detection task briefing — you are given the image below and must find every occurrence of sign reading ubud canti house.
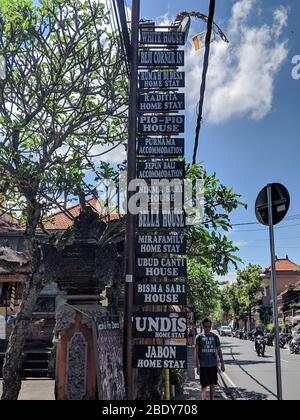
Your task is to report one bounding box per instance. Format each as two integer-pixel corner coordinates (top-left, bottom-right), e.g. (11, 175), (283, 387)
(136, 257), (187, 277)
(133, 345), (187, 369)
(134, 282), (187, 305)
(139, 71), (185, 89)
(133, 312), (187, 339)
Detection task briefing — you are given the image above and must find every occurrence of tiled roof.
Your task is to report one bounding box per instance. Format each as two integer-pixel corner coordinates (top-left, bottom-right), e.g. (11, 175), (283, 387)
(266, 258), (299, 273)
(0, 213), (20, 232)
(44, 197), (121, 231)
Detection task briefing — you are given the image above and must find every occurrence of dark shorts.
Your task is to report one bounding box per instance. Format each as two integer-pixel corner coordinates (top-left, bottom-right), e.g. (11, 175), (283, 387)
(200, 366), (218, 388)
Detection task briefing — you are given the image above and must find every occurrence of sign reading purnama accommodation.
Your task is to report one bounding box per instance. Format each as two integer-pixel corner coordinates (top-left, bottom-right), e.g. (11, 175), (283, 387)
(133, 345), (187, 369)
(132, 312), (187, 339)
(137, 137), (185, 157)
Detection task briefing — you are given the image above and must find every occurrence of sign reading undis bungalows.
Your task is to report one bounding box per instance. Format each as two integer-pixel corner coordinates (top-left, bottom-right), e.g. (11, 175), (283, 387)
(140, 31), (185, 46)
(139, 50), (184, 67)
(132, 312), (187, 339)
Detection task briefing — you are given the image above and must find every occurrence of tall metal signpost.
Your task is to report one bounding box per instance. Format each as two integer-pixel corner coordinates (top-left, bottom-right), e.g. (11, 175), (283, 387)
(124, 0), (140, 401)
(255, 183), (290, 401)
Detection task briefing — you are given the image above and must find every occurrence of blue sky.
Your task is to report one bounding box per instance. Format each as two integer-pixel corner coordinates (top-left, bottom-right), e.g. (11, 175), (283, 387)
(134, 0), (300, 275)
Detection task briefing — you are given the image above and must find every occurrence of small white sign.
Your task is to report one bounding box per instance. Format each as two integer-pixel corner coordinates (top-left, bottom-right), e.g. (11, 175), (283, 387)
(0, 56), (6, 80)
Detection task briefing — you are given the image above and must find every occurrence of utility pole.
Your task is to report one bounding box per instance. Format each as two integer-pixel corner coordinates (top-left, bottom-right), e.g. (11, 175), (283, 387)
(124, 0), (140, 401)
(267, 185), (283, 401)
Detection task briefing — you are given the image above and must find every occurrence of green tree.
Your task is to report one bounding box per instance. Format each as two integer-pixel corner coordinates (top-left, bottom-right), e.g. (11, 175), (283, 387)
(0, 0), (127, 400)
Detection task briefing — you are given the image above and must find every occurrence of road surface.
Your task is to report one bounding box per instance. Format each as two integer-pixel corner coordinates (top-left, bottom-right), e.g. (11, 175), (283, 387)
(220, 335), (300, 400)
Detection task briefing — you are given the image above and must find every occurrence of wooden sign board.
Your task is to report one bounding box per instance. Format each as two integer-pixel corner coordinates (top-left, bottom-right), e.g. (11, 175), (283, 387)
(139, 50), (184, 67)
(137, 160), (185, 179)
(137, 138), (184, 157)
(133, 345), (187, 369)
(136, 232), (187, 254)
(138, 115), (184, 135)
(140, 31), (185, 46)
(137, 211), (186, 228)
(134, 282), (187, 305)
(139, 71), (185, 89)
(138, 92), (185, 112)
(136, 257), (187, 278)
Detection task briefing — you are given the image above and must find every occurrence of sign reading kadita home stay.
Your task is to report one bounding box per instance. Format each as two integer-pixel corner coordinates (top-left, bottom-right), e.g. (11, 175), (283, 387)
(137, 138), (184, 157)
(139, 50), (184, 67)
(139, 71), (185, 89)
(138, 115), (184, 135)
(136, 257), (187, 278)
(140, 31), (185, 46)
(137, 210), (186, 229)
(136, 232), (186, 254)
(137, 160), (185, 179)
(133, 312), (187, 339)
(133, 345), (187, 369)
(138, 93), (185, 112)
(134, 282), (187, 305)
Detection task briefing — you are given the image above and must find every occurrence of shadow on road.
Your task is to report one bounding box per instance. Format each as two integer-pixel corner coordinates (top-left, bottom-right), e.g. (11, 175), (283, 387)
(225, 359), (273, 366)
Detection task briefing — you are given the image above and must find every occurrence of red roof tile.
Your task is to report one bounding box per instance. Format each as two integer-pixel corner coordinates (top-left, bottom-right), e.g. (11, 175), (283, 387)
(265, 258), (299, 273)
(44, 197), (121, 231)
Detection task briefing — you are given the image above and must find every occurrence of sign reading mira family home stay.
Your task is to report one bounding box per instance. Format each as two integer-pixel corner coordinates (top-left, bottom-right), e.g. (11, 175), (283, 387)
(139, 71), (185, 89)
(139, 50), (184, 67)
(134, 282), (187, 305)
(137, 160), (185, 179)
(138, 93), (185, 112)
(133, 312), (187, 339)
(140, 31), (185, 46)
(138, 115), (184, 135)
(136, 257), (187, 278)
(136, 232), (187, 254)
(137, 138), (184, 157)
(133, 345), (187, 369)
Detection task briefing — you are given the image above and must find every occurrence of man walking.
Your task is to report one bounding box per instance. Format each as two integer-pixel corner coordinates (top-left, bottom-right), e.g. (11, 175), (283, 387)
(195, 318), (225, 400)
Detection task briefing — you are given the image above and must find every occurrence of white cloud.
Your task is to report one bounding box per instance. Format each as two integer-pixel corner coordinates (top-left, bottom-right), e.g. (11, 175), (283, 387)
(233, 240), (249, 248)
(215, 272), (237, 285)
(185, 0), (289, 123)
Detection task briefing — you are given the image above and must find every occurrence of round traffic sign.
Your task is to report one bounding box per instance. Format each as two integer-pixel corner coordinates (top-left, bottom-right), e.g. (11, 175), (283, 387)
(255, 183), (290, 226)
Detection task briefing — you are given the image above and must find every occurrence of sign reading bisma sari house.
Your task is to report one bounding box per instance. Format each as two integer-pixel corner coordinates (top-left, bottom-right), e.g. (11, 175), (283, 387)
(133, 312), (187, 339)
(134, 282), (187, 305)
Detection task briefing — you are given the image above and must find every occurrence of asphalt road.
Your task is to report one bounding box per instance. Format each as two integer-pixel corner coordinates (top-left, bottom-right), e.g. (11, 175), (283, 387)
(220, 335), (300, 400)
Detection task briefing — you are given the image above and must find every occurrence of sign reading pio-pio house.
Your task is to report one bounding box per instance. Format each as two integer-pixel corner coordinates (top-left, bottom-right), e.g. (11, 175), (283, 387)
(137, 137), (184, 157)
(138, 93), (185, 112)
(137, 210), (186, 229)
(136, 232), (187, 254)
(140, 31), (185, 46)
(133, 345), (187, 369)
(133, 312), (187, 339)
(134, 282), (187, 305)
(138, 115), (185, 135)
(136, 257), (187, 278)
(137, 160), (185, 180)
(139, 50), (184, 67)
(139, 71), (185, 89)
